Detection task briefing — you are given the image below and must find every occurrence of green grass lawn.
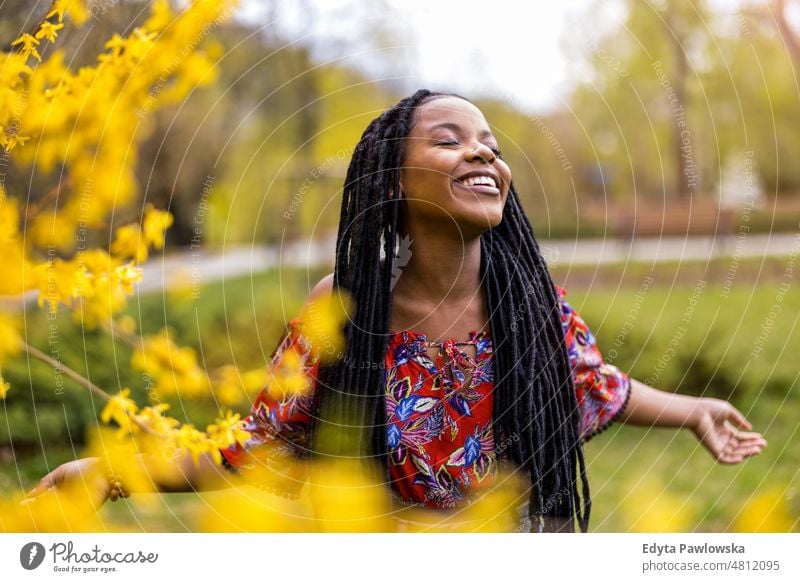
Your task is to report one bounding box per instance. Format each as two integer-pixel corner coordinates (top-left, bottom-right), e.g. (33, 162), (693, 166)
(2, 259), (798, 532)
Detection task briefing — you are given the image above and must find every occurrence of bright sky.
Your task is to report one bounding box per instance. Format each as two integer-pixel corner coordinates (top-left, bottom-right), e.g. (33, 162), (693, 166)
(237, 0), (624, 113)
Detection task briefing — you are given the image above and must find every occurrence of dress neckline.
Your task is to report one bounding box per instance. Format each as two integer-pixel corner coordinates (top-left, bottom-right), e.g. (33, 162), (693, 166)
(388, 328), (490, 347)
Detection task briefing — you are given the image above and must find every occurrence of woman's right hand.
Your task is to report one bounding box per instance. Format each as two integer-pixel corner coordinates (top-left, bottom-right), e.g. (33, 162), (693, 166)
(22, 457), (112, 510)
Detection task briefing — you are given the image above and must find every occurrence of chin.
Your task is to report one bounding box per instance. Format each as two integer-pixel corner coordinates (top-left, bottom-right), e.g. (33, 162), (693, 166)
(455, 211), (504, 236)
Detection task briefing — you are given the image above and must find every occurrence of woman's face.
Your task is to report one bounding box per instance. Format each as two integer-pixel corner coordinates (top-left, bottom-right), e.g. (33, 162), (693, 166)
(399, 96), (512, 237)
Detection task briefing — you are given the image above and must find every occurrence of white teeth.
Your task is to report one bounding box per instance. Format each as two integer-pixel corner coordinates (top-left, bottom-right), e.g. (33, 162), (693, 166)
(462, 175), (497, 188)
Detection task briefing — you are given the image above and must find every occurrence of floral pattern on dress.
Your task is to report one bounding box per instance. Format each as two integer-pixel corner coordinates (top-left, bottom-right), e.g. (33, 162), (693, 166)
(220, 285), (632, 508)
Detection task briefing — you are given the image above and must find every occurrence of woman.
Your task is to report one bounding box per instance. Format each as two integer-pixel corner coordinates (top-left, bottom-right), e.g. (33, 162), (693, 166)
(28, 89), (767, 532)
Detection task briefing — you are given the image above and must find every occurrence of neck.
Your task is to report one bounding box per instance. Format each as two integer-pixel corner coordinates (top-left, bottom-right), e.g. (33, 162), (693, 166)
(393, 222), (483, 304)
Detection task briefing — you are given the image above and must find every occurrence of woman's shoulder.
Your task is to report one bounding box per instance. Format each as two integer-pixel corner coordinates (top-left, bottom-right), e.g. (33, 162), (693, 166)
(308, 272), (335, 302)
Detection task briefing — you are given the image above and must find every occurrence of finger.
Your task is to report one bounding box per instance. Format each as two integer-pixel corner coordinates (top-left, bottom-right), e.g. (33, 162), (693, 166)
(741, 443), (766, 455)
(720, 447), (757, 464)
(730, 431), (763, 440)
(735, 434), (767, 446)
(718, 451), (743, 465)
(26, 478), (53, 499)
(726, 407), (752, 430)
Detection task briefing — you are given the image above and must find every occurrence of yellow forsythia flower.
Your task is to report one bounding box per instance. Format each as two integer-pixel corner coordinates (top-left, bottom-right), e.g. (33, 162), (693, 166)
(113, 262), (142, 295)
(35, 21), (65, 43)
(10, 34), (41, 62)
(131, 328), (209, 399)
(134, 403), (180, 435)
(111, 224), (148, 263)
(142, 204), (173, 250)
(172, 424), (210, 465)
(99, 388), (139, 436)
(34, 259), (91, 314)
(205, 410), (250, 453)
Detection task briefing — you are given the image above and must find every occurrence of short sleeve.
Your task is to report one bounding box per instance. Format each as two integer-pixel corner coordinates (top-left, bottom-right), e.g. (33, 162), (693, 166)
(219, 317), (320, 496)
(555, 285), (632, 443)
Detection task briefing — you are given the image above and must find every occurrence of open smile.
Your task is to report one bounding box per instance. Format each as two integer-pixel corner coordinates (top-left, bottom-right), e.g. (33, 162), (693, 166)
(453, 170), (502, 196)
(452, 177), (501, 196)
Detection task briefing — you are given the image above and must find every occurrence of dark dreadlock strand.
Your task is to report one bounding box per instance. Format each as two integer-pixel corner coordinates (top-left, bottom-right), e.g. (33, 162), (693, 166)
(485, 189), (591, 532)
(311, 89), (591, 532)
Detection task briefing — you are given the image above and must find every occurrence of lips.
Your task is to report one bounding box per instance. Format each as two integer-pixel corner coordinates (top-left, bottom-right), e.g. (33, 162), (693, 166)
(454, 170), (502, 196)
(454, 180), (500, 196)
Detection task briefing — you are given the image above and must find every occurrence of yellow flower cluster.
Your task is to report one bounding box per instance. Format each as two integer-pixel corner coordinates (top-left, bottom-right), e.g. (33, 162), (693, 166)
(211, 364), (265, 407)
(97, 388), (251, 469)
(3, 0), (237, 251)
(131, 327), (209, 399)
(111, 204), (174, 264)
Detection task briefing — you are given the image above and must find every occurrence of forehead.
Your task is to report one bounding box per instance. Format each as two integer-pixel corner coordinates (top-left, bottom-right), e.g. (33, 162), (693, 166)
(411, 97), (492, 135)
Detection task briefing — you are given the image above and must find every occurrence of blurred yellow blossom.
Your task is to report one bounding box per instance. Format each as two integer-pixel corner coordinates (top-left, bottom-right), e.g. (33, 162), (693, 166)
(622, 476), (695, 532)
(0, 312), (22, 365)
(0, 376), (10, 399)
(308, 459), (393, 532)
(172, 424), (211, 465)
(117, 314), (137, 335)
(142, 204), (173, 250)
(34, 258), (90, 313)
(131, 328), (210, 399)
(1, 484), (104, 532)
(196, 485), (308, 533)
(212, 365), (246, 406)
(298, 290), (353, 363)
(84, 426), (156, 500)
(266, 347), (313, 399)
(113, 262), (142, 295)
(29, 210), (76, 252)
(734, 486), (796, 532)
(134, 403), (180, 435)
(111, 224), (148, 263)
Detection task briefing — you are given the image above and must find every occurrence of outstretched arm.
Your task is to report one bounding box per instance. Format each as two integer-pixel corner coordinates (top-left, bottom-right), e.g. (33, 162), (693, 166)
(23, 450), (234, 509)
(617, 377), (768, 464)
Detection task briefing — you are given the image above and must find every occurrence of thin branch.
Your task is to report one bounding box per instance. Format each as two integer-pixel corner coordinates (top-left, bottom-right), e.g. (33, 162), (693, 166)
(23, 341), (110, 402)
(22, 340), (157, 436)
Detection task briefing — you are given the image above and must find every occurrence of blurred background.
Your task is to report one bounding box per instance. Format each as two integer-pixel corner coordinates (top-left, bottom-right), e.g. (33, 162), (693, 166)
(0, 0), (798, 532)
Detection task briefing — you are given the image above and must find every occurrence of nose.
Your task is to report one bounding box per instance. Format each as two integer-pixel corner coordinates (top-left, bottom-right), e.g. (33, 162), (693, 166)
(465, 142), (496, 164)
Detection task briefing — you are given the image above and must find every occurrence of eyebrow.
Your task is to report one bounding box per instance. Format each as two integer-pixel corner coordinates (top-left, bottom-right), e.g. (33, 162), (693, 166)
(427, 122), (495, 140)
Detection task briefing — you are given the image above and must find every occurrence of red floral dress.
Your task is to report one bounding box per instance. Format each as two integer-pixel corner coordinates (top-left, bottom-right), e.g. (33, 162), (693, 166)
(220, 285), (632, 508)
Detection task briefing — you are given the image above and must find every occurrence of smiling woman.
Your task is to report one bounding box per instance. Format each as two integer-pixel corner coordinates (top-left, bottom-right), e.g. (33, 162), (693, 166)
(29, 89), (766, 533)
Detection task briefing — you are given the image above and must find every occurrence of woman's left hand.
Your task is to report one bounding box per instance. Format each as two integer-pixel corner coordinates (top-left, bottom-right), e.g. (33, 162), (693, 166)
(690, 398), (767, 464)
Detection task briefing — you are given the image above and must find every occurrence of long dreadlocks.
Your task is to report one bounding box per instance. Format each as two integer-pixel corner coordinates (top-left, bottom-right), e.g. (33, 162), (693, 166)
(311, 89), (591, 533)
